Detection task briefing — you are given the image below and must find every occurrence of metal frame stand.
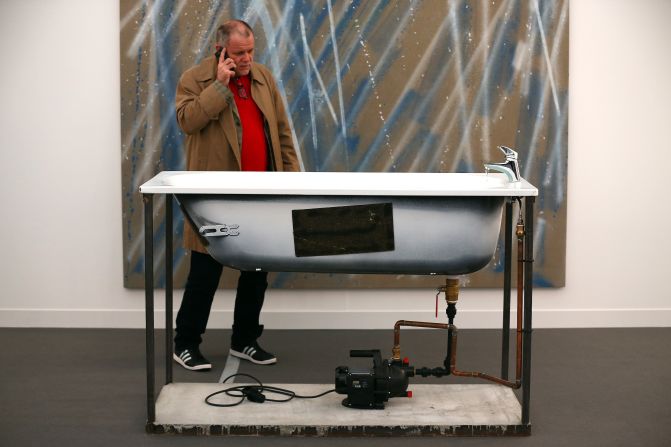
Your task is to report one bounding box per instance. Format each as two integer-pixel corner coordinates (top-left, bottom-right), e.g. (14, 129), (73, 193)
(143, 193), (174, 426)
(498, 196), (535, 429)
(142, 192), (535, 435)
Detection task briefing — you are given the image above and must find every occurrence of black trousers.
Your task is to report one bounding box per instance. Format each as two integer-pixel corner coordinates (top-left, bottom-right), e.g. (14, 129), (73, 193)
(174, 251), (268, 351)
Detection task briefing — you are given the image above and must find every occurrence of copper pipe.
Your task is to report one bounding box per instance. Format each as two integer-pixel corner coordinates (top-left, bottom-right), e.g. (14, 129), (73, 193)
(515, 221), (525, 384)
(392, 278), (458, 360)
(392, 320), (449, 360)
(449, 326), (521, 388)
(449, 220), (525, 389)
(393, 227), (527, 389)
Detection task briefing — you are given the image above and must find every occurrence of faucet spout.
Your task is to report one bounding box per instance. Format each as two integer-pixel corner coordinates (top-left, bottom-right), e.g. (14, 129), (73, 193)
(484, 146), (521, 182)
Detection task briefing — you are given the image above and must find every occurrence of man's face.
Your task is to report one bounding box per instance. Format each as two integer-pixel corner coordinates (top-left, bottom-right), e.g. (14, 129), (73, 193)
(227, 33), (255, 77)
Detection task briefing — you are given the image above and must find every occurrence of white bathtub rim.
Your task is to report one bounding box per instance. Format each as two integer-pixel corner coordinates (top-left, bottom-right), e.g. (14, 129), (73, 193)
(139, 171), (538, 197)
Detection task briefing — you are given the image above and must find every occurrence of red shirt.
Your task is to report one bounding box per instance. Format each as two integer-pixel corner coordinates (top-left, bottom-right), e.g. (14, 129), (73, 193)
(228, 75), (268, 171)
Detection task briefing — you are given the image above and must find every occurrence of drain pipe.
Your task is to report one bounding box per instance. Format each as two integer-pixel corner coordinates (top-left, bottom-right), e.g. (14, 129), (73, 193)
(406, 206), (527, 390)
(443, 276), (460, 371)
(392, 276), (460, 364)
(392, 277), (459, 378)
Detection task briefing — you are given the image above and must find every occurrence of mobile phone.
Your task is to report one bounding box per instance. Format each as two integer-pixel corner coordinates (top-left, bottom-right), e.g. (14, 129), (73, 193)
(215, 46), (229, 60)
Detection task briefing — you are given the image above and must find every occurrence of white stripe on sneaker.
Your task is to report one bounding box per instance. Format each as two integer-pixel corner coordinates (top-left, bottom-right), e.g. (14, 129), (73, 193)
(173, 352), (211, 371)
(229, 345), (276, 365)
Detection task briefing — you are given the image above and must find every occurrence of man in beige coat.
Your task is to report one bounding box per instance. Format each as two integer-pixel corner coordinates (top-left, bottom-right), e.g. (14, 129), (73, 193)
(173, 20), (300, 371)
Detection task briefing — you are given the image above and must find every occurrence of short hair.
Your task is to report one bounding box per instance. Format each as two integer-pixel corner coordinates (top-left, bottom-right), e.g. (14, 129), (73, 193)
(216, 20), (254, 47)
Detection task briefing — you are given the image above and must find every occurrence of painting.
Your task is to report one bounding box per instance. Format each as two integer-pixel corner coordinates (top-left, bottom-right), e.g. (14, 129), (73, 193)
(121, 0), (568, 288)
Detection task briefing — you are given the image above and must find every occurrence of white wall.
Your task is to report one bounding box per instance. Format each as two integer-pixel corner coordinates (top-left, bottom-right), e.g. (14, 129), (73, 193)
(0, 0), (669, 329)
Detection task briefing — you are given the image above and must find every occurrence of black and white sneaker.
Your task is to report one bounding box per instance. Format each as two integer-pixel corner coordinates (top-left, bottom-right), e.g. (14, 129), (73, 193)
(173, 347), (212, 371)
(229, 342), (277, 365)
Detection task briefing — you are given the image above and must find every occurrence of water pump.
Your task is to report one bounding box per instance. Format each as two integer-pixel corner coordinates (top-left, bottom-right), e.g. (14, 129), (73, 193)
(334, 349), (414, 409)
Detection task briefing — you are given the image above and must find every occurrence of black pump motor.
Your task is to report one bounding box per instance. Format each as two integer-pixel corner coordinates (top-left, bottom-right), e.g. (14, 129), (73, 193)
(334, 349), (414, 409)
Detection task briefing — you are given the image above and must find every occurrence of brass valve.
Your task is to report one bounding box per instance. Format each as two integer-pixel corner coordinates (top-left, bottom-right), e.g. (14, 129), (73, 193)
(516, 222), (525, 239)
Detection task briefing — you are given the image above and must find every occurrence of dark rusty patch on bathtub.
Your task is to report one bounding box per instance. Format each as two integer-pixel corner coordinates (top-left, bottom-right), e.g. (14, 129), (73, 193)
(292, 203), (395, 257)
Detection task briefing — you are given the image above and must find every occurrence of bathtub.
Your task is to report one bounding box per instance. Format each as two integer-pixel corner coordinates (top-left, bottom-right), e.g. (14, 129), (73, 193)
(140, 171), (537, 276)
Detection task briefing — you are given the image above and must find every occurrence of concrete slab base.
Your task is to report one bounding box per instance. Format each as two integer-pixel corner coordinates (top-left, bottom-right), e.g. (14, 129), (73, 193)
(149, 383), (530, 436)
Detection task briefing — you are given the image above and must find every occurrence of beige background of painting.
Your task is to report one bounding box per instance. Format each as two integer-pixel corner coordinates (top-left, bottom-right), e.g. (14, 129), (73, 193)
(120, 0), (569, 289)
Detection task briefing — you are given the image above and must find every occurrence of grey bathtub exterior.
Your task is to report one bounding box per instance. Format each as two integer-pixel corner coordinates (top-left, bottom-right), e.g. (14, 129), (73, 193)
(177, 194), (505, 275)
(140, 171), (538, 276)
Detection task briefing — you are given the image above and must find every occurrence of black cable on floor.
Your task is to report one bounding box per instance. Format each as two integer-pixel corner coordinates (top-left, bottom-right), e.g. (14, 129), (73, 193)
(205, 373), (336, 407)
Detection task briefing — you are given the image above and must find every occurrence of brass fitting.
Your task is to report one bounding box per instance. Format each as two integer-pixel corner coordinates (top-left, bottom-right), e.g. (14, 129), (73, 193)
(392, 345), (401, 361)
(445, 277), (460, 304)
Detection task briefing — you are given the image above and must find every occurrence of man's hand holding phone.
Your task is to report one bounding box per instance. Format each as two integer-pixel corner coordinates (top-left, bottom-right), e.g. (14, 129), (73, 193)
(216, 47), (236, 84)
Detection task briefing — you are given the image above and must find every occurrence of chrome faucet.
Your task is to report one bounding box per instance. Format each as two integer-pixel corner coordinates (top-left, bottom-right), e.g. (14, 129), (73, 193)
(484, 146), (521, 182)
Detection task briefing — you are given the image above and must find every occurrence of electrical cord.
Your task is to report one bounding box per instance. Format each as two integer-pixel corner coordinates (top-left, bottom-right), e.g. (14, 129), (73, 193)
(205, 373), (336, 407)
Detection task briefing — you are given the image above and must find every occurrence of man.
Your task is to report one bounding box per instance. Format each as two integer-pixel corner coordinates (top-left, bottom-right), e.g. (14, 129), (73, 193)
(173, 20), (299, 371)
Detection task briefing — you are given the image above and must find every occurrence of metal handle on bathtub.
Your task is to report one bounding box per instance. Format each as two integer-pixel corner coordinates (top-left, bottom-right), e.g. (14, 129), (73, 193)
(199, 224), (240, 237)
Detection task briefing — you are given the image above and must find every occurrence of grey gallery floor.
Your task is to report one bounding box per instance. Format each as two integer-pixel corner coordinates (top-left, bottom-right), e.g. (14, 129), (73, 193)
(1, 327), (669, 446)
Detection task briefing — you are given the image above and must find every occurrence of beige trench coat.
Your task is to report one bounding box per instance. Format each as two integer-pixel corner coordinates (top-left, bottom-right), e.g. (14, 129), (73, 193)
(175, 56), (300, 253)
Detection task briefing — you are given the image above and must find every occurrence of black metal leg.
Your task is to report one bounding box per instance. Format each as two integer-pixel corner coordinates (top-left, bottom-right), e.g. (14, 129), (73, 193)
(143, 194), (156, 424)
(165, 194), (173, 384)
(501, 199), (513, 379)
(521, 196), (535, 425)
